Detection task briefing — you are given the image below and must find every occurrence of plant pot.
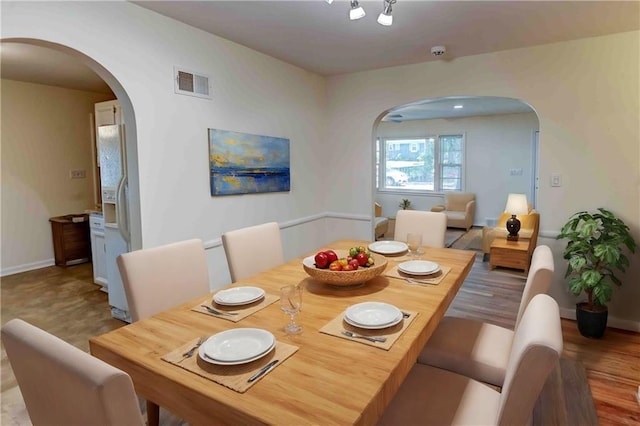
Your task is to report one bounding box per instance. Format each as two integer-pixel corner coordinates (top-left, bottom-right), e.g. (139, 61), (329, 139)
(576, 302), (608, 338)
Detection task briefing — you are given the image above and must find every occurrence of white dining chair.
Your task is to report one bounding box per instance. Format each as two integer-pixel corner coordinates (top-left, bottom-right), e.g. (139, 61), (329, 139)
(117, 238), (211, 322)
(1, 318), (145, 426)
(417, 244), (555, 386)
(377, 294), (563, 426)
(222, 222), (284, 282)
(394, 210), (447, 248)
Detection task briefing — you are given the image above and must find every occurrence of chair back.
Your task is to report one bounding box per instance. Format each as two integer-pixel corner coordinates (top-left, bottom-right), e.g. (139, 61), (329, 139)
(1, 319), (144, 426)
(117, 238), (210, 322)
(497, 294), (563, 425)
(445, 192), (475, 212)
(394, 210), (447, 248)
(222, 222), (284, 282)
(514, 244), (554, 329)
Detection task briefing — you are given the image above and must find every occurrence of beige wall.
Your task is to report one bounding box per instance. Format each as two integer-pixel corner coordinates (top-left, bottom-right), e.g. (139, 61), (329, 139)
(1, 79), (113, 273)
(325, 31), (640, 329)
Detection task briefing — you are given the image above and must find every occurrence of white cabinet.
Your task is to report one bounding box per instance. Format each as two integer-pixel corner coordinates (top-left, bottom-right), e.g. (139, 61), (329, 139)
(89, 213), (108, 290)
(95, 100), (122, 127)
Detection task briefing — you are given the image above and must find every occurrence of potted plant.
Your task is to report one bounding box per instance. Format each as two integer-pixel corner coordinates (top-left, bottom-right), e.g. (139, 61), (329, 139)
(557, 208), (636, 338)
(398, 199), (412, 210)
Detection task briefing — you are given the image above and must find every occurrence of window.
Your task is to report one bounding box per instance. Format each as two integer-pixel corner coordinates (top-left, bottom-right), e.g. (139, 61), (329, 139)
(376, 134), (464, 192)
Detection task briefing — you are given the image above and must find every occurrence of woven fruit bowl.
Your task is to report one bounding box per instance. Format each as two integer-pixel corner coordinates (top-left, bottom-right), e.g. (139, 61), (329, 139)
(302, 250), (388, 287)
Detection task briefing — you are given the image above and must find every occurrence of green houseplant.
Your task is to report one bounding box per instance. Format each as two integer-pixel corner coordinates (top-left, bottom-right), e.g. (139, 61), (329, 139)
(398, 199), (412, 210)
(557, 208), (636, 338)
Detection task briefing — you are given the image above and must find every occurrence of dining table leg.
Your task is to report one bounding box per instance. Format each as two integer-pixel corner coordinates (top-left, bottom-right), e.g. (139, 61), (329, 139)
(147, 400), (160, 426)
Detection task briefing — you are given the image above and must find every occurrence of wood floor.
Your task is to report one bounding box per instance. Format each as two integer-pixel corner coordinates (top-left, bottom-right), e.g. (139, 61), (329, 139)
(1, 237), (639, 425)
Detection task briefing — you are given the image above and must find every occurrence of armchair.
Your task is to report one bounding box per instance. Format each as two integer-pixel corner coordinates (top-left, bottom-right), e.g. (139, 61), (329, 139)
(374, 203), (389, 240)
(430, 192), (476, 230)
(482, 208), (540, 260)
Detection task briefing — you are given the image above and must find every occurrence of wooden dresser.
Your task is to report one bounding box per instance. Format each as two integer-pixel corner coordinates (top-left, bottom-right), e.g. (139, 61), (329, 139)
(49, 214), (91, 266)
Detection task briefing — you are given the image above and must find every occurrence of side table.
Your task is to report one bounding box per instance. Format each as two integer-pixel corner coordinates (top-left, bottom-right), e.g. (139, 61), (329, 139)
(489, 238), (531, 273)
(49, 214), (91, 266)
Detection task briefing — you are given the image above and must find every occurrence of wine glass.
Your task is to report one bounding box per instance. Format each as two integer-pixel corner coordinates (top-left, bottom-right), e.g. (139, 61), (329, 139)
(407, 233), (423, 257)
(280, 285), (303, 334)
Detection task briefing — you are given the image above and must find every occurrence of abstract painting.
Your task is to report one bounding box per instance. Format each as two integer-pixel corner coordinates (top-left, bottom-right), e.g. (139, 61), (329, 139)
(208, 129), (290, 195)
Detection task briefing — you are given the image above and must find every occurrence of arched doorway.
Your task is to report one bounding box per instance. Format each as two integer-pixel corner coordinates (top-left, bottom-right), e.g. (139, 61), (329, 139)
(373, 96), (539, 237)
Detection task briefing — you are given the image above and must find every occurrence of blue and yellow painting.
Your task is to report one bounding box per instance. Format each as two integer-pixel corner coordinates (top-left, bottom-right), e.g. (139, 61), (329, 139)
(208, 129), (290, 195)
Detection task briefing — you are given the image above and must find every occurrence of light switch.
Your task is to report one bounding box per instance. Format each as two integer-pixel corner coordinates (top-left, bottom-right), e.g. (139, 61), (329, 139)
(551, 173), (562, 187)
(70, 169), (87, 179)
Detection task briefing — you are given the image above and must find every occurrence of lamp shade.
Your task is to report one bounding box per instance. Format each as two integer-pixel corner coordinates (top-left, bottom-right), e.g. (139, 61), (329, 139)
(350, 6), (365, 20)
(505, 193), (528, 215)
(377, 12), (392, 26)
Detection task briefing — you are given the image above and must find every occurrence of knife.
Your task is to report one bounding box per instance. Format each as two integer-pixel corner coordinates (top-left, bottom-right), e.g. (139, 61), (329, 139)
(247, 359), (279, 383)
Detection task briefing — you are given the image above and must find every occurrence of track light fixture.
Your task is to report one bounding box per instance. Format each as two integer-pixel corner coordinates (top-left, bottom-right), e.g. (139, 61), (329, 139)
(377, 0), (396, 26)
(328, 0), (398, 26)
(349, 0), (366, 20)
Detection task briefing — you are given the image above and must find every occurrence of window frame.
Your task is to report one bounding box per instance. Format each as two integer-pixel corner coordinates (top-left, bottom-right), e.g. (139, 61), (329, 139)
(376, 133), (466, 193)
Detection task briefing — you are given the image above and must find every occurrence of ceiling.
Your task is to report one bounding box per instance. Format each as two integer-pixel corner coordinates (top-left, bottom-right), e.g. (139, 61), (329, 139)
(2, 1), (638, 118)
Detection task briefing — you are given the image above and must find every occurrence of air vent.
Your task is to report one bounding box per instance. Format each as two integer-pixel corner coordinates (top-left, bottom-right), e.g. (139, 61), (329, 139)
(174, 66), (212, 99)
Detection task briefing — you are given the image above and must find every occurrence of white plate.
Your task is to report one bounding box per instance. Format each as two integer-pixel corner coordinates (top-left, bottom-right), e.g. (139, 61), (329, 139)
(344, 312), (403, 330)
(213, 286), (265, 306)
(398, 260), (440, 276)
(345, 302), (403, 329)
(368, 241), (408, 255)
(199, 328), (275, 365)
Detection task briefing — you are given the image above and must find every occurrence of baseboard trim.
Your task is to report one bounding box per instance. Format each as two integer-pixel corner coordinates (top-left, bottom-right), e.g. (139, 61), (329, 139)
(559, 306), (640, 332)
(1, 259), (55, 277)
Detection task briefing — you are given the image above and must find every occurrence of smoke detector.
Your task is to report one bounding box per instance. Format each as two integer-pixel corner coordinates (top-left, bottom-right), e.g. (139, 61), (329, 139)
(431, 46), (446, 57)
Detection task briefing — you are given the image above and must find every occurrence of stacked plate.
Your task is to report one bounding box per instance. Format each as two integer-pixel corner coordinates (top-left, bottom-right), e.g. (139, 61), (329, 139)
(397, 260), (440, 276)
(199, 328), (275, 365)
(344, 302), (403, 329)
(368, 241), (408, 255)
(213, 286), (265, 306)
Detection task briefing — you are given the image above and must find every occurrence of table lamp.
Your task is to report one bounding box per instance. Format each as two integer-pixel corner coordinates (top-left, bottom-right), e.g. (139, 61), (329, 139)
(504, 193), (528, 241)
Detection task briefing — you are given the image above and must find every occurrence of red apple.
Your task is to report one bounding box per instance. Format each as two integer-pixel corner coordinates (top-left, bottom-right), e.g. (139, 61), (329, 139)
(314, 252), (329, 269)
(324, 250), (338, 263)
(348, 259), (360, 270)
(355, 252), (368, 266)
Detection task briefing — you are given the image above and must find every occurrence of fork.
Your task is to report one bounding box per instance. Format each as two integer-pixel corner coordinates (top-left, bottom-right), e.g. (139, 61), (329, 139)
(405, 277), (434, 285)
(200, 304), (238, 316)
(180, 336), (206, 361)
(341, 330), (387, 343)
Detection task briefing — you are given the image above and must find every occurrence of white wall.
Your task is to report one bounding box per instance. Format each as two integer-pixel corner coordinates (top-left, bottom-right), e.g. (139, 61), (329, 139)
(3, 2), (639, 329)
(2, 1), (330, 288)
(324, 32), (640, 329)
(1, 79), (113, 274)
(376, 112), (538, 224)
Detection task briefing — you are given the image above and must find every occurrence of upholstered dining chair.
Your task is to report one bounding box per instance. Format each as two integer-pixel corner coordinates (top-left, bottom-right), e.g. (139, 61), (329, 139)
(1, 318), (145, 426)
(117, 238), (210, 322)
(378, 294), (563, 425)
(394, 210), (447, 248)
(222, 222), (284, 282)
(417, 245), (555, 386)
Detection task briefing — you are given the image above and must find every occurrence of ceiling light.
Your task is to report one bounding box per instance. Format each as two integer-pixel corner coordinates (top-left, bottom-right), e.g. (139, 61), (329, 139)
(454, 105), (463, 109)
(377, 0), (396, 26)
(325, 0), (333, 4)
(349, 0), (366, 20)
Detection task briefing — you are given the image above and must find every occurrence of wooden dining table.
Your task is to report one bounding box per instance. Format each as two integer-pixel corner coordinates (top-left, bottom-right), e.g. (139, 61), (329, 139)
(89, 239), (476, 426)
